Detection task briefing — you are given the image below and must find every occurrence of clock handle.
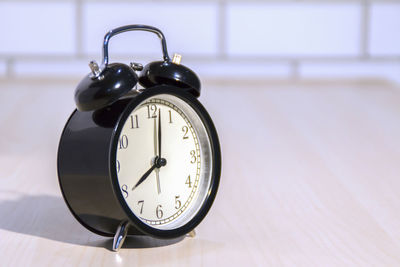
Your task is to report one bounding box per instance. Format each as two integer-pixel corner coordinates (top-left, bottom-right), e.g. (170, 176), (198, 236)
(101, 24), (171, 68)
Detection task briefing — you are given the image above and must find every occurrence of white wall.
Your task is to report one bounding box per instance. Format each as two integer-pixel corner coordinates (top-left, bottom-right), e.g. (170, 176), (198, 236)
(0, 0), (399, 84)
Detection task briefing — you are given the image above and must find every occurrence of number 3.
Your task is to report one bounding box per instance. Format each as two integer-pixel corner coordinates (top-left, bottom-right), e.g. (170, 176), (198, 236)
(190, 150), (196, 164)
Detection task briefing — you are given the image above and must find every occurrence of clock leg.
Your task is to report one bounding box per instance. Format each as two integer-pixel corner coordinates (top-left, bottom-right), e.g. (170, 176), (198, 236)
(187, 229), (196, 238)
(112, 221), (130, 252)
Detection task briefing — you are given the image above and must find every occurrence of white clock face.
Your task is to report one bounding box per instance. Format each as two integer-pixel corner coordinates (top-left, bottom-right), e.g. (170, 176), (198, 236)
(116, 94), (212, 230)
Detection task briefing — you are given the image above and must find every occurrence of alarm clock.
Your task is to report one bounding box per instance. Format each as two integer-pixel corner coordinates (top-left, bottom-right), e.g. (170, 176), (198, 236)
(57, 25), (221, 251)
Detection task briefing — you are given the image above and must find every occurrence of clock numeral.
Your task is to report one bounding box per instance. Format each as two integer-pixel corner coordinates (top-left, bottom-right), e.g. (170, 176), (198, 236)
(118, 135), (128, 149)
(156, 204), (163, 219)
(116, 160), (121, 173)
(182, 126), (189, 139)
(130, 114), (139, 129)
(190, 150), (196, 164)
(121, 184), (128, 198)
(168, 110), (173, 123)
(138, 200), (144, 214)
(185, 175), (192, 188)
(175, 196), (181, 209)
(147, 104), (157, 119)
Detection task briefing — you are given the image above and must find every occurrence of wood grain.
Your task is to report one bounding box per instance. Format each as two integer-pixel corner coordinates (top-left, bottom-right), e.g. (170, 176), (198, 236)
(1, 80), (400, 266)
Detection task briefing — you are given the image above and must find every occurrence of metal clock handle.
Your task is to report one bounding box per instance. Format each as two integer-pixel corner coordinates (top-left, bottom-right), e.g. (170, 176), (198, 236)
(101, 24), (171, 69)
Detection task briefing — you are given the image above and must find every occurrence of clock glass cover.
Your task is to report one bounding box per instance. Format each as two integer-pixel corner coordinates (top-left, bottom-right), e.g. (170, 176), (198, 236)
(116, 94), (213, 230)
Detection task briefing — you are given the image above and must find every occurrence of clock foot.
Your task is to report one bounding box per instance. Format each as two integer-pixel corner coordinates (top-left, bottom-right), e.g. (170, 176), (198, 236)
(187, 229), (196, 238)
(112, 221), (130, 252)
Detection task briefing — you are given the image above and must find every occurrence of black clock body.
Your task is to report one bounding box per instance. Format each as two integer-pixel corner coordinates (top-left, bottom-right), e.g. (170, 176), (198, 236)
(57, 85), (221, 239)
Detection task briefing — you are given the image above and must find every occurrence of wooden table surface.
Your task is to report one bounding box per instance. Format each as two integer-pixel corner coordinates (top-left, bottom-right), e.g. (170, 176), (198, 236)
(1, 79), (400, 266)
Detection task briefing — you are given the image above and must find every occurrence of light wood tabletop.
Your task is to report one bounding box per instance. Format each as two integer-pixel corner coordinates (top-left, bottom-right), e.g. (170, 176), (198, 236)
(1, 79), (400, 266)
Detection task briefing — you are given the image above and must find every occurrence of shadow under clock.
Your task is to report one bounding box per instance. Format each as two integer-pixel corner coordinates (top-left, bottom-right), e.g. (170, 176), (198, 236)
(0, 193), (183, 250)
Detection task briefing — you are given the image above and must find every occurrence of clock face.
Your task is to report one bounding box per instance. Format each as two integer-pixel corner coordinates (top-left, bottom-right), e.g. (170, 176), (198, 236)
(115, 94), (212, 230)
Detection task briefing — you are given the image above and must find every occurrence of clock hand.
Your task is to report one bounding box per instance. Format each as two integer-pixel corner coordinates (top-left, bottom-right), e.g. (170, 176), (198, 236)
(155, 168), (161, 194)
(158, 108), (162, 158)
(154, 114), (157, 157)
(132, 163), (157, 191)
(155, 109), (162, 194)
(132, 157), (167, 191)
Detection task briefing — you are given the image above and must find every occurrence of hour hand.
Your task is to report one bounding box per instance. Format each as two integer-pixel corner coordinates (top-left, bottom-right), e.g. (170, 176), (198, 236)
(132, 163), (157, 191)
(132, 157), (166, 191)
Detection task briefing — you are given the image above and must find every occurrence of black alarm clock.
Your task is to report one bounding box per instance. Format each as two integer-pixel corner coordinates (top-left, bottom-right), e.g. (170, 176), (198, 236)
(57, 25), (221, 251)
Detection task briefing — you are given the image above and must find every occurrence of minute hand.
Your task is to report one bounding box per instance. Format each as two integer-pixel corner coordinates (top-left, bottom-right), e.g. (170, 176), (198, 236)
(158, 109), (161, 157)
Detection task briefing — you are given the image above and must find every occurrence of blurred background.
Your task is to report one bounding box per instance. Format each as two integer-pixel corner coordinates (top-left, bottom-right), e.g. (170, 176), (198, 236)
(0, 0), (399, 84)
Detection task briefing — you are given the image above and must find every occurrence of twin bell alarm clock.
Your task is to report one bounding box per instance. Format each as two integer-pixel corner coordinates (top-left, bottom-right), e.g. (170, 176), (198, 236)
(57, 25), (221, 251)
